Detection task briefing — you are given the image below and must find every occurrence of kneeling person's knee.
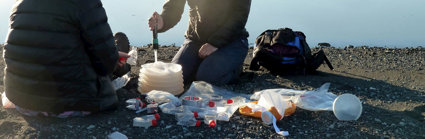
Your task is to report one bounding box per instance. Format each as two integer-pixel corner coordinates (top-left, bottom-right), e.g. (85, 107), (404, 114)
(196, 69), (232, 85)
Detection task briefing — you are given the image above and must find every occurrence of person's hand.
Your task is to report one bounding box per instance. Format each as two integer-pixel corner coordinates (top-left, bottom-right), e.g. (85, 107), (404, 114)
(148, 12), (164, 31)
(198, 43), (218, 59)
(118, 51), (130, 67)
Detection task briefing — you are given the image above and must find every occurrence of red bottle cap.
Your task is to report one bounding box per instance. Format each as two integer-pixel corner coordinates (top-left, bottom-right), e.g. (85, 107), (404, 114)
(193, 97), (199, 100)
(152, 119), (157, 126)
(193, 112), (198, 118)
(195, 120), (201, 127)
(142, 102), (147, 108)
(119, 57), (127, 62)
(154, 113), (160, 120)
(209, 120), (216, 127)
(227, 99), (233, 104)
(208, 101), (215, 107)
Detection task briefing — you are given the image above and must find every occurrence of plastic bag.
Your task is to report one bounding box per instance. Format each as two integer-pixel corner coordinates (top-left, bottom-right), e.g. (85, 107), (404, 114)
(180, 81), (250, 101)
(251, 83), (363, 121)
(112, 74), (131, 91)
(179, 81), (250, 121)
(146, 90), (181, 106)
(292, 83), (337, 111)
(251, 83), (336, 111)
(1, 92), (15, 108)
(126, 47), (138, 66)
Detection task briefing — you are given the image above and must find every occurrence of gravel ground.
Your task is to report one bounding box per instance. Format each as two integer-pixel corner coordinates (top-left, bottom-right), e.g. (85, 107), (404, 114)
(0, 44), (424, 138)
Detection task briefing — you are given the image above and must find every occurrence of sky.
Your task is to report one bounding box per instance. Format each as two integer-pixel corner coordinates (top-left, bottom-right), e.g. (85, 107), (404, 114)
(1, 0), (424, 48)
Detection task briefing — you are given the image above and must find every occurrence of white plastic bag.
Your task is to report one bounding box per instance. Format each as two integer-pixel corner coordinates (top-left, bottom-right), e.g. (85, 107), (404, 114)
(293, 83), (337, 111)
(1, 92), (15, 108)
(112, 74), (131, 91)
(180, 81), (250, 101)
(146, 90), (181, 106)
(126, 47), (138, 66)
(252, 83), (336, 111)
(257, 91), (288, 120)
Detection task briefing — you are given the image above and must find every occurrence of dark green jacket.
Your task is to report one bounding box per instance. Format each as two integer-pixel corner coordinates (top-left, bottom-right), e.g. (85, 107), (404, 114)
(4, 0), (119, 113)
(159, 0), (251, 48)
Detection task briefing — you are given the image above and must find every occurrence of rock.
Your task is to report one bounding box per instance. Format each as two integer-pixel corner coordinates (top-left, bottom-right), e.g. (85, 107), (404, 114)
(374, 118), (382, 123)
(87, 125), (95, 130)
(329, 124), (334, 129)
(326, 134), (331, 137)
(184, 133), (192, 137)
(318, 42), (331, 47)
(107, 131), (127, 139)
(399, 122), (406, 126)
(165, 125), (172, 129)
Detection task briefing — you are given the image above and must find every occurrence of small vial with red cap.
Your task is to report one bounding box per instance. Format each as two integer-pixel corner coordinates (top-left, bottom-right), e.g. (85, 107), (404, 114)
(182, 96), (203, 107)
(126, 97), (147, 111)
(133, 113), (160, 129)
(175, 112), (199, 121)
(204, 111), (217, 127)
(177, 116), (201, 127)
(147, 102), (158, 114)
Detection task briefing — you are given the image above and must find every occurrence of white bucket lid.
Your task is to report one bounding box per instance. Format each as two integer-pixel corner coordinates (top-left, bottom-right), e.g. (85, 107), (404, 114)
(333, 94), (362, 121)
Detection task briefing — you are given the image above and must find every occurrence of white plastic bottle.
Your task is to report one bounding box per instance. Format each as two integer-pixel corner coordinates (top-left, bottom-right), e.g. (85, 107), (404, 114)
(175, 112), (199, 121)
(147, 103), (158, 114)
(177, 116), (201, 127)
(133, 116), (158, 129)
(203, 111), (217, 127)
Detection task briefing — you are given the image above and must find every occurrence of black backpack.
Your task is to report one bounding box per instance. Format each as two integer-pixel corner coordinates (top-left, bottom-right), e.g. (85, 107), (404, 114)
(249, 28), (333, 75)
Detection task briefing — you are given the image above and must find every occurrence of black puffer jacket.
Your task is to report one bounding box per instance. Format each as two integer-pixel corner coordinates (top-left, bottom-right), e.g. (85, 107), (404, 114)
(159, 0), (251, 48)
(3, 0), (119, 113)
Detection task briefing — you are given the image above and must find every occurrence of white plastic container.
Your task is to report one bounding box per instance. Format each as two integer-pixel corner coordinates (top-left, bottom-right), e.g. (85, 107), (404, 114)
(138, 62), (184, 95)
(333, 94), (362, 121)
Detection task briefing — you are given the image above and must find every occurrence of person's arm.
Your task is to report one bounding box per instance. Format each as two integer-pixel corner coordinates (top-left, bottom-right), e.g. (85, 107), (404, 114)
(207, 0), (252, 48)
(157, 0), (186, 32)
(78, 0), (119, 76)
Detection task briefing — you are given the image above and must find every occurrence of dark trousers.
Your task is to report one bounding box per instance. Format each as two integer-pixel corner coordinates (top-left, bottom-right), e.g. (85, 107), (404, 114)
(172, 38), (248, 86)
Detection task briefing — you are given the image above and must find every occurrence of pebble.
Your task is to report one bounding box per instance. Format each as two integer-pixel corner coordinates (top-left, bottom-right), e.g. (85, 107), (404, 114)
(247, 121), (253, 124)
(184, 133), (192, 137)
(326, 134), (331, 137)
(374, 118), (382, 123)
(165, 125), (172, 129)
(87, 125), (95, 130)
(218, 126), (221, 131)
(329, 124), (334, 129)
(399, 122), (406, 126)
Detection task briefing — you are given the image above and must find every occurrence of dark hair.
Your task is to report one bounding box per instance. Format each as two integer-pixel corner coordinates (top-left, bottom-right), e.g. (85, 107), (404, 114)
(114, 32), (130, 53)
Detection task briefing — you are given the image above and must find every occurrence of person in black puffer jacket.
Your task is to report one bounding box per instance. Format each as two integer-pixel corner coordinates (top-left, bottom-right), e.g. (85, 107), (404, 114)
(3, 0), (128, 115)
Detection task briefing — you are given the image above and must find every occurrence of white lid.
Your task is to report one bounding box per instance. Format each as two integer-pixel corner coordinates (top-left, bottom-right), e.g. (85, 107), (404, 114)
(333, 94), (362, 121)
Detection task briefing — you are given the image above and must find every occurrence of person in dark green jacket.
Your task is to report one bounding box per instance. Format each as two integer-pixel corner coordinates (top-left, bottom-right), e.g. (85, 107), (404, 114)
(148, 0), (252, 86)
(3, 0), (129, 117)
